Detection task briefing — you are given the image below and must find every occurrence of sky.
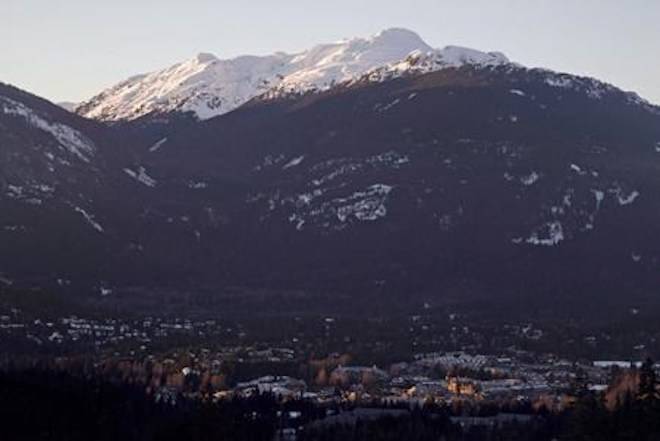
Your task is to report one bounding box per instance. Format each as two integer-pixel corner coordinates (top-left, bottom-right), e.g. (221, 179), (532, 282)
(2, 0), (659, 104)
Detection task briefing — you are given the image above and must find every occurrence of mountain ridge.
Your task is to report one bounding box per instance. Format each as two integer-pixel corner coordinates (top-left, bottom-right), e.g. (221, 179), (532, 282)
(74, 28), (512, 122)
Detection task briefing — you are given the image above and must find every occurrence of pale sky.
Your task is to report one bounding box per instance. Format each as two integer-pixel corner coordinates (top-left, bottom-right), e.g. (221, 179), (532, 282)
(2, 0), (659, 104)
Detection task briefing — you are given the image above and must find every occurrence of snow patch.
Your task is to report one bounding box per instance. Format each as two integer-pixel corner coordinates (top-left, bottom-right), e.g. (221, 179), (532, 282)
(124, 167), (157, 187)
(520, 171), (540, 186)
(610, 185), (639, 205)
(617, 190), (639, 205)
(3, 225), (26, 232)
(188, 181), (208, 189)
(543, 71), (621, 102)
(545, 76), (573, 89)
(592, 190), (604, 210)
(0, 275), (13, 286)
(525, 221), (564, 246)
(375, 98), (400, 112)
(148, 137), (168, 152)
(283, 156), (305, 169)
(289, 214), (306, 231)
(74, 206), (104, 233)
(336, 184), (393, 222)
(254, 154), (285, 171)
(569, 163), (585, 174)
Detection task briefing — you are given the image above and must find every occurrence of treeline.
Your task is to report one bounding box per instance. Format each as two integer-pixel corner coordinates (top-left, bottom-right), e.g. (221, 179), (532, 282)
(560, 358), (660, 440)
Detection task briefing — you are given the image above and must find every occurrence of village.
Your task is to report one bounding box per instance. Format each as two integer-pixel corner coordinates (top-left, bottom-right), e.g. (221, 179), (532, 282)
(1, 304), (657, 412)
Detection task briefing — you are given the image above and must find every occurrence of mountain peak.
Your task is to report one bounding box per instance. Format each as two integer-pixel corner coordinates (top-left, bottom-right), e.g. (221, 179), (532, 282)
(370, 27), (428, 47)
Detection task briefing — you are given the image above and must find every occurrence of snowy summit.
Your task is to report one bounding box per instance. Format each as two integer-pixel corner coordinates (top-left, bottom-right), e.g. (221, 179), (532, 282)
(75, 28), (510, 121)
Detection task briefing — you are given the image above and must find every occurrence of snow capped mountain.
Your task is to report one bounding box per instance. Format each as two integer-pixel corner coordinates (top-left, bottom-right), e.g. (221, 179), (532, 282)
(75, 28), (511, 121)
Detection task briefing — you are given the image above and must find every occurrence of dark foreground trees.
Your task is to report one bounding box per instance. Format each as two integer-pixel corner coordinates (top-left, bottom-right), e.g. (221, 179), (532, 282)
(0, 369), (277, 441)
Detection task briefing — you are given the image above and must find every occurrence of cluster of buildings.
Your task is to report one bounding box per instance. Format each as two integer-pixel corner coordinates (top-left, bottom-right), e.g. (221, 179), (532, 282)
(196, 350), (646, 408)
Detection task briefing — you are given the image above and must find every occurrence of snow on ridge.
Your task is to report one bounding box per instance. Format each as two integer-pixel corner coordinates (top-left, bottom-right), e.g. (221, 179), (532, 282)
(77, 26), (660, 123)
(76, 28), (510, 122)
(1, 97), (95, 162)
(355, 45), (511, 84)
(540, 69), (659, 110)
(543, 71), (617, 100)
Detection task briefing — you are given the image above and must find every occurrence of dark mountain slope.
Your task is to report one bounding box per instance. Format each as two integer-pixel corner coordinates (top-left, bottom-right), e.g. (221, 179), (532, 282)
(2, 65), (660, 313)
(125, 66), (660, 309)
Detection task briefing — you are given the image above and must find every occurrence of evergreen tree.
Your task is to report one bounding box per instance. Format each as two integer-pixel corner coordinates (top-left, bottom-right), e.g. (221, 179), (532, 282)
(638, 358), (659, 403)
